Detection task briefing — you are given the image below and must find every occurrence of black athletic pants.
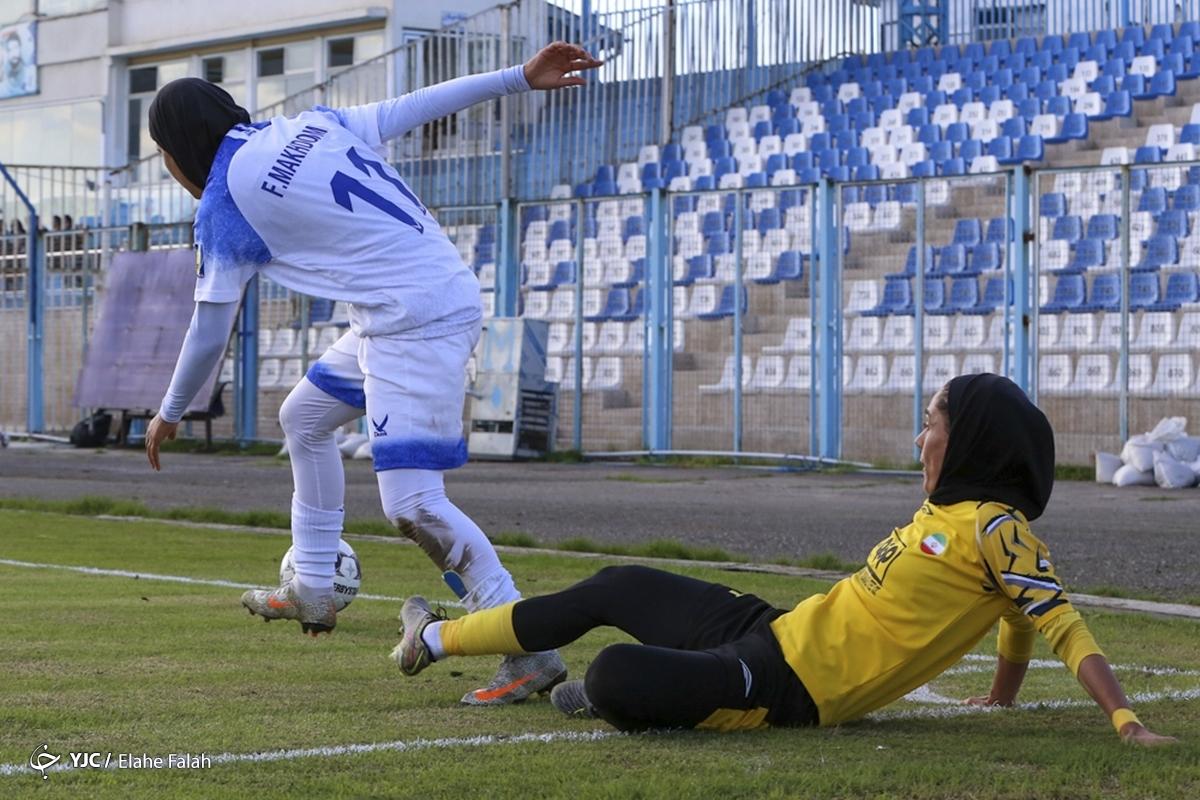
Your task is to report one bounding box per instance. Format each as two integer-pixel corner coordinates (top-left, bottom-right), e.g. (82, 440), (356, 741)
(510, 565), (818, 732)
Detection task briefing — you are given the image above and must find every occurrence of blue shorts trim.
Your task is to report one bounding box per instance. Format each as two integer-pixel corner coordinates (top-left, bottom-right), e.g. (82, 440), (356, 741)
(371, 437), (469, 472)
(305, 362), (366, 409)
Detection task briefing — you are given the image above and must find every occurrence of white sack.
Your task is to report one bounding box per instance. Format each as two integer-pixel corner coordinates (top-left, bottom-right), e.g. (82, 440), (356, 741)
(1154, 450), (1197, 489)
(1113, 464), (1157, 487)
(1095, 452), (1122, 483)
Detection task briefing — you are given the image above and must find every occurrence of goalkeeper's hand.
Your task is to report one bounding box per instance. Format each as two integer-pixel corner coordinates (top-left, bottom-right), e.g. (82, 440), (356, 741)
(146, 413), (178, 472)
(524, 42), (603, 90)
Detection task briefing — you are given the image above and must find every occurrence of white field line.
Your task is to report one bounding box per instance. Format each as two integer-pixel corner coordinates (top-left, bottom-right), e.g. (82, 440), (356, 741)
(0, 730), (619, 778)
(0, 558), (465, 609)
(4, 685), (1198, 778)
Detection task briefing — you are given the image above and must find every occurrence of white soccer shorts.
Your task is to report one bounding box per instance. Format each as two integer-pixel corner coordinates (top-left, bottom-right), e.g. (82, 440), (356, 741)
(303, 325), (479, 472)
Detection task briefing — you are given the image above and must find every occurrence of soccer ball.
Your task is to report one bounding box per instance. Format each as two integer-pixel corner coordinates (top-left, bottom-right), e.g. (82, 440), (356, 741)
(279, 539), (362, 611)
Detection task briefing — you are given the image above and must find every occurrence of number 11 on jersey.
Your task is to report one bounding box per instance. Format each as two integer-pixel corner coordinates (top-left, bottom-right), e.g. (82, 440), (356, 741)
(329, 147), (427, 233)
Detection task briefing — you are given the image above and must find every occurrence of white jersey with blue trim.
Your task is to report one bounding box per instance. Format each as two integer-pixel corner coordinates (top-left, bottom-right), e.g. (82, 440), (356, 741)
(193, 110), (480, 339)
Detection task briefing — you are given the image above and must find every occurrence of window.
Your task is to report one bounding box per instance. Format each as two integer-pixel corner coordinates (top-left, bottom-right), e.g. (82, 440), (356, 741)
(255, 41), (313, 113)
(202, 57), (223, 84)
(975, 3), (1045, 42)
(126, 60), (186, 163)
(37, 0), (105, 16)
(257, 48), (284, 78)
(328, 38), (354, 69)
(0, 101), (101, 166)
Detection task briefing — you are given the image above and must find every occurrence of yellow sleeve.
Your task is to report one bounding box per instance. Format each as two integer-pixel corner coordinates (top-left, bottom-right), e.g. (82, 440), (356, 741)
(977, 511), (1101, 674)
(997, 608), (1036, 664)
(1038, 610), (1104, 675)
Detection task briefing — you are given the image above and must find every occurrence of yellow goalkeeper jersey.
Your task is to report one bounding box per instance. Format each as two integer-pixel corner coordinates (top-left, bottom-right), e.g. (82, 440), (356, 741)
(770, 499), (1102, 726)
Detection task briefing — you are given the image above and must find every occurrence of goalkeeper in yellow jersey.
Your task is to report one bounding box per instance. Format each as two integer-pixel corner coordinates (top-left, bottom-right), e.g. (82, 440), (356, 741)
(393, 373), (1175, 745)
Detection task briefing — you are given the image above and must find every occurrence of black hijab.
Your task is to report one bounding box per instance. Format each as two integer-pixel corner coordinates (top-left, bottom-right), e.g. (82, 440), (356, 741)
(148, 78), (250, 190)
(927, 373), (1055, 521)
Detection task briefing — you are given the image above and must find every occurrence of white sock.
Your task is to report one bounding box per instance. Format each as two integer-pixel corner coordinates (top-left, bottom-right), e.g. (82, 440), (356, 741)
(421, 621), (447, 661)
(290, 494), (344, 595)
(461, 567), (521, 613)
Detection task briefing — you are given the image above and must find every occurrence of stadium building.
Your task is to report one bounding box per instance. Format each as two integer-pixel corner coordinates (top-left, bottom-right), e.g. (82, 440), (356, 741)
(2, 0), (1200, 470)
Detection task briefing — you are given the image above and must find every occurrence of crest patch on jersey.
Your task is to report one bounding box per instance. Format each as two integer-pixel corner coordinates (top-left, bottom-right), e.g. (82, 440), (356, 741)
(920, 532), (948, 556)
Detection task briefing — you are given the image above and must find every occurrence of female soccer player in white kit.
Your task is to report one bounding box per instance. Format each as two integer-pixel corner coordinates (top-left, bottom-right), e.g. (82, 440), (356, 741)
(142, 42), (602, 705)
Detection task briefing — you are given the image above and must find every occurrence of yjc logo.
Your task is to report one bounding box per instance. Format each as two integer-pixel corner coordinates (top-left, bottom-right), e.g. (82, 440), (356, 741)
(29, 743), (59, 780)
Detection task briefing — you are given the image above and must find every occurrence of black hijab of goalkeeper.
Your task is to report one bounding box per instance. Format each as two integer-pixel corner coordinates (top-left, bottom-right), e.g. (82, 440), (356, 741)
(148, 78), (250, 194)
(928, 373), (1056, 521)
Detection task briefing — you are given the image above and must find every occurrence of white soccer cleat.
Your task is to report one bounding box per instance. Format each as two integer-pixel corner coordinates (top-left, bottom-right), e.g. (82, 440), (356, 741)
(460, 651), (568, 706)
(241, 580), (337, 637)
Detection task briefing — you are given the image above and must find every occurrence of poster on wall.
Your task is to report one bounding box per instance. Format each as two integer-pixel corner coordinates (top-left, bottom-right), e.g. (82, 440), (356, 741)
(0, 20), (36, 99)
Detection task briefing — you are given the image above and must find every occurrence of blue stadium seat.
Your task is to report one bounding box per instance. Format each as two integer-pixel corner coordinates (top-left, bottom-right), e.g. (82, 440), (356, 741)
(701, 211), (725, 237)
(662, 160), (687, 181)
(791, 152), (816, 172)
(706, 232), (731, 256)
(911, 160), (937, 177)
(943, 276), (980, 313)
(1150, 271), (1199, 311)
(979, 84), (1001, 105)
(765, 153), (788, 176)
(1042, 273), (1086, 313)
(708, 140), (733, 159)
(1121, 25), (1146, 49)
(587, 288), (638, 322)
(1016, 134), (1044, 162)
(756, 251), (804, 284)
(1176, 184), (1200, 212)
(753, 120), (774, 141)
(1140, 38), (1165, 61)
(1067, 239), (1105, 272)
(945, 122), (970, 143)
(847, 147), (872, 168)
(862, 276), (913, 316)
(1095, 29), (1117, 51)
(988, 137), (1014, 162)
(834, 130), (859, 150)
(966, 276), (1008, 315)
(1086, 214), (1119, 240)
(1018, 97), (1041, 120)
(951, 87), (974, 106)
(704, 124), (726, 143)
(938, 244), (969, 276)
(1052, 215), (1083, 243)
(960, 139), (984, 162)
(929, 140), (953, 163)
(1158, 209), (1189, 239)
(1130, 272), (1160, 311)
(986, 217), (1011, 243)
(696, 284), (747, 320)
(994, 67), (1014, 88)
(817, 149), (841, 171)
(613, 260), (644, 289)
(677, 255), (714, 286)
(953, 218), (982, 246)
(1034, 80), (1057, 101)
(1090, 75), (1116, 95)
(1001, 117), (1027, 140)
(1139, 187), (1168, 214)
(1181, 124), (1200, 146)
(902, 244), (936, 276)
(1139, 235), (1178, 270)
(1170, 35), (1194, 57)
(941, 157), (966, 176)
(1147, 70), (1178, 99)
(1041, 192), (1067, 218)
(923, 278), (947, 313)
(1095, 90), (1132, 120)
(757, 208), (783, 233)
(1081, 274), (1120, 313)
(1067, 32), (1092, 52)
(1150, 23), (1173, 42)
(549, 219), (572, 241)
(692, 175), (716, 191)
(714, 157), (738, 178)
(797, 167), (822, 184)
(745, 172), (769, 188)
(971, 242), (1002, 272)
(809, 132), (832, 152)
(1019, 66), (1041, 87)
(641, 163), (665, 190)
(1181, 21), (1200, 42)
(1124, 73), (1149, 98)
(1046, 113), (1088, 144)
(907, 107), (930, 128)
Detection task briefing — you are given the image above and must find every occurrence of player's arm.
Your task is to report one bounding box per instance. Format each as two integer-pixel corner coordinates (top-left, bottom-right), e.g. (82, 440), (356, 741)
(146, 300), (239, 471)
(334, 42), (602, 143)
(975, 517), (1177, 745)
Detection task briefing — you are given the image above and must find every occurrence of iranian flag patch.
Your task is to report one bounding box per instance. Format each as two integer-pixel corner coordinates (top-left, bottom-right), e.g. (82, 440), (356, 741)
(920, 532), (948, 556)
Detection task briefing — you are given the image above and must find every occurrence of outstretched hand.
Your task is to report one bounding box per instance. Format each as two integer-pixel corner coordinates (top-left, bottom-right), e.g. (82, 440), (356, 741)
(524, 42), (603, 90)
(1120, 723), (1178, 747)
(146, 413), (178, 472)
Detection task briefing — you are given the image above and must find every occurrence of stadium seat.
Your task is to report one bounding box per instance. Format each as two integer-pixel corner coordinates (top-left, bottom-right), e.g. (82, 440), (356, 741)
(862, 277), (913, 317)
(1041, 273), (1085, 312)
(1081, 273), (1121, 312)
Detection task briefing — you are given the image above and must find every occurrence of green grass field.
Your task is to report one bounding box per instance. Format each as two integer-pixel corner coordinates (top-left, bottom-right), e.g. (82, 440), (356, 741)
(1, 508), (1197, 799)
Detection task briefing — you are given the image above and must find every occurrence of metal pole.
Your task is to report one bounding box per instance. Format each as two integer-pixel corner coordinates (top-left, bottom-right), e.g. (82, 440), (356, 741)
(1029, 174), (1041, 403)
(497, 198), (520, 317)
(499, 5), (512, 199)
(572, 197), (584, 452)
(732, 189), (743, 453)
(1011, 166), (1032, 392)
(1119, 163), (1131, 444)
(913, 179), (925, 460)
(0, 162), (43, 433)
(817, 177), (841, 459)
(661, 0), (676, 146)
(236, 276), (260, 444)
(808, 182), (818, 457)
(645, 187), (671, 450)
